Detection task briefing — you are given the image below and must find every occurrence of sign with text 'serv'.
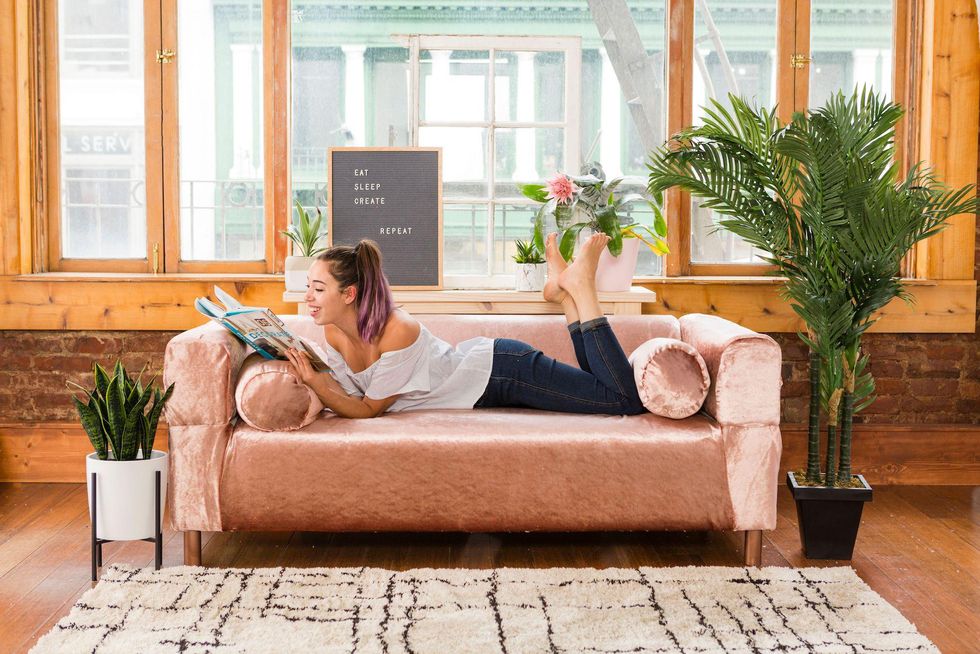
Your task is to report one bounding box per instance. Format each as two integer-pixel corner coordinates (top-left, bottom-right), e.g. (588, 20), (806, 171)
(328, 147), (443, 289)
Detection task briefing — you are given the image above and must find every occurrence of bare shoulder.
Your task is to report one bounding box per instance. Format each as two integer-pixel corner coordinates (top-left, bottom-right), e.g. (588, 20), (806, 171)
(323, 324), (341, 351)
(381, 309), (421, 353)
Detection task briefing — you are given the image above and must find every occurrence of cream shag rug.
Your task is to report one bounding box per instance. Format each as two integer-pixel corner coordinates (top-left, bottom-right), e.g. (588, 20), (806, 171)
(31, 564), (938, 654)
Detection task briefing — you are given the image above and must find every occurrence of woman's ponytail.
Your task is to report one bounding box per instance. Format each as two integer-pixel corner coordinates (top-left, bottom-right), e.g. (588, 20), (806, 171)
(316, 239), (394, 343)
(352, 240), (395, 343)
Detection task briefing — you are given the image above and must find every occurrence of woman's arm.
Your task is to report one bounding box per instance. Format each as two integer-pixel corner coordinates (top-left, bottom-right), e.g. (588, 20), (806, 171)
(284, 348), (398, 419)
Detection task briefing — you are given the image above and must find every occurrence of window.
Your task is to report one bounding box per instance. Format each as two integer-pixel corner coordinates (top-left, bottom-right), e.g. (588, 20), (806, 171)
(40, 0), (910, 284)
(51, 0), (148, 271)
(177, 0), (265, 265)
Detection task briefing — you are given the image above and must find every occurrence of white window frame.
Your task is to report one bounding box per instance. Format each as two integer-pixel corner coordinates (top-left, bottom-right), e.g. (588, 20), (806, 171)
(401, 35), (582, 289)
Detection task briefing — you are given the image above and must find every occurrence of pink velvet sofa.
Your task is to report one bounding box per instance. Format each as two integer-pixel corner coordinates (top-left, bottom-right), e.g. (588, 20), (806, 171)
(163, 313), (782, 566)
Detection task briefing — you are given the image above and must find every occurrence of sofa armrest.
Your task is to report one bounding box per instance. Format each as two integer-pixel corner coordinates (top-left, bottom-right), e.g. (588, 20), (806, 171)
(163, 322), (249, 531)
(679, 314), (782, 426)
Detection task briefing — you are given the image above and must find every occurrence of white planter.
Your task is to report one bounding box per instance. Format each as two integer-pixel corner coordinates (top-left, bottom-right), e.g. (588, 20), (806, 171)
(515, 263), (547, 291)
(284, 255), (316, 292)
(595, 237), (641, 292)
(86, 451), (168, 541)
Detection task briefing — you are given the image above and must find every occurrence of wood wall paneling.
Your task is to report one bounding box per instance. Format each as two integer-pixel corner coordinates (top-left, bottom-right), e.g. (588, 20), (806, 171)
(0, 423), (169, 483)
(640, 277), (976, 333)
(779, 424), (979, 485)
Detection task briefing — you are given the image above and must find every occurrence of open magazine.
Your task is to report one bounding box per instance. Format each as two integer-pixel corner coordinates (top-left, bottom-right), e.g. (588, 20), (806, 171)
(194, 286), (331, 372)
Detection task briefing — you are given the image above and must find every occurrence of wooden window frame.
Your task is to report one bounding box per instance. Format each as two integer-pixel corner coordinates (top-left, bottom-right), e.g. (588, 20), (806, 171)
(404, 34), (583, 289)
(659, 0), (918, 279)
(38, 0), (289, 275)
(0, 0), (975, 334)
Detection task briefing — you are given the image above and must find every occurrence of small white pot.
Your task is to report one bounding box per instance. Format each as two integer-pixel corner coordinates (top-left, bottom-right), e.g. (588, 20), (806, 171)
(515, 263), (547, 292)
(86, 451), (168, 541)
(284, 255), (316, 292)
(595, 237), (641, 292)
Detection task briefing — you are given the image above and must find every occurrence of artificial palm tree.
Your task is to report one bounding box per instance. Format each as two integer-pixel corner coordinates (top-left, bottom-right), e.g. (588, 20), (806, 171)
(648, 89), (977, 488)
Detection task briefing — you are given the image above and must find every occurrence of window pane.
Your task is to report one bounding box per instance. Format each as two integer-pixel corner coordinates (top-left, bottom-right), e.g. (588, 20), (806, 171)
(493, 204), (538, 275)
(494, 51), (564, 123)
(444, 204), (488, 275)
(58, 0), (145, 259)
(290, 3), (411, 210)
(287, 2), (668, 286)
(419, 127), (488, 198)
(494, 127), (564, 196)
(420, 50), (490, 123)
(809, 1), (893, 109)
(690, 1), (776, 264)
(178, 0), (264, 261)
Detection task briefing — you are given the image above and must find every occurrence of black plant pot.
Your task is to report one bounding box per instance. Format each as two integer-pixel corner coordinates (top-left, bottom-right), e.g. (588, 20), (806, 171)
(786, 471), (873, 560)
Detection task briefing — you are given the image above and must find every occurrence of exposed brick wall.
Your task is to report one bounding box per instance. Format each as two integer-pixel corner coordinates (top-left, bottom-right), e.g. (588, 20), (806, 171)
(0, 331), (179, 422)
(0, 305), (977, 425)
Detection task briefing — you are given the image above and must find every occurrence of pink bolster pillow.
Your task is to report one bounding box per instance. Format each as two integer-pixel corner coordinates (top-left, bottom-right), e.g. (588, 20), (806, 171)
(628, 338), (710, 419)
(235, 355), (324, 431)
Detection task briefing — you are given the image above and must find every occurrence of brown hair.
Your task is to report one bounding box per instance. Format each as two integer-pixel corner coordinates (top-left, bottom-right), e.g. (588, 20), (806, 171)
(316, 239), (395, 343)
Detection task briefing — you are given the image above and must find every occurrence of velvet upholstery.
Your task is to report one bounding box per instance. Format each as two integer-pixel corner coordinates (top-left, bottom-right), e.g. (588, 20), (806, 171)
(220, 409), (733, 532)
(164, 313), (782, 535)
(235, 355), (324, 431)
(628, 338), (710, 419)
(164, 323), (250, 531)
(679, 314), (783, 426)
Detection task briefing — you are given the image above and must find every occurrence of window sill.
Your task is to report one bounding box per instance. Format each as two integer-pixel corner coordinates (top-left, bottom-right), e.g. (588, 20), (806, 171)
(0, 273), (974, 333)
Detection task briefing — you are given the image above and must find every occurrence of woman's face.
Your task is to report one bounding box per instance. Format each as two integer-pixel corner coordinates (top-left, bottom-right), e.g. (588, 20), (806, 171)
(304, 259), (354, 325)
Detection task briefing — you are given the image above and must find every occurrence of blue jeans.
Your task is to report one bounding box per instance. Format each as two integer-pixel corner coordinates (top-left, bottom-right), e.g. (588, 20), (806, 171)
(474, 316), (645, 415)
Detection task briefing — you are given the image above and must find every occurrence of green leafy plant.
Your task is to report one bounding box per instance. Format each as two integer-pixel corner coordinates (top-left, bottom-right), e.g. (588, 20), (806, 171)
(512, 239), (545, 264)
(647, 88), (978, 488)
(68, 361), (175, 461)
(520, 161), (669, 262)
(281, 199), (327, 257)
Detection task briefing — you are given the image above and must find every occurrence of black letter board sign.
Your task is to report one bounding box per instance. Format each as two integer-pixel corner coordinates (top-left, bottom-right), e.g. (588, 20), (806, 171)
(328, 147), (443, 289)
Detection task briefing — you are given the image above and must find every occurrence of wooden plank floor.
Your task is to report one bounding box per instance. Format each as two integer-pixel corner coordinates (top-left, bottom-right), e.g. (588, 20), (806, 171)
(0, 484), (976, 653)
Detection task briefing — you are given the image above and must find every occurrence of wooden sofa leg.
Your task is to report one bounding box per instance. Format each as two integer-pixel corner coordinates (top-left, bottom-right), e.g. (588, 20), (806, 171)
(744, 530), (762, 567)
(184, 530), (202, 566)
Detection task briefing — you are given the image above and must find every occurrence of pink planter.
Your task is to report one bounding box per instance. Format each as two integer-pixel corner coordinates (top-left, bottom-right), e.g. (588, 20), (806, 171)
(595, 238), (640, 292)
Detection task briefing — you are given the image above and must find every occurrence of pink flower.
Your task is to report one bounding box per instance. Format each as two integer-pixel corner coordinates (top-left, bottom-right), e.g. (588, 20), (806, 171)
(545, 173), (577, 204)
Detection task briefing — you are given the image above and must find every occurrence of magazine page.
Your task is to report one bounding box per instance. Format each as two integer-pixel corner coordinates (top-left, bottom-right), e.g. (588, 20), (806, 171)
(225, 309), (331, 372)
(194, 287), (331, 372)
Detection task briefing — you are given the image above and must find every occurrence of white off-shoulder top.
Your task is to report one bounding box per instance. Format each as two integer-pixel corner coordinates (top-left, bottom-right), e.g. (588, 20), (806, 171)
(320, 325), (495, 413)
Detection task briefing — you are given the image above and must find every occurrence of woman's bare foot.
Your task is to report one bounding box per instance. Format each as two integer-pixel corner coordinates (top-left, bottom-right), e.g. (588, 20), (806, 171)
(557, 232), (609, 296)
(542, 232), (568, 304)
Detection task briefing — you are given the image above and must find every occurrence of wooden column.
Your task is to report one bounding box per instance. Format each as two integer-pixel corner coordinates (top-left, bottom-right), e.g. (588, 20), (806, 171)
(915, 0), (980, 280)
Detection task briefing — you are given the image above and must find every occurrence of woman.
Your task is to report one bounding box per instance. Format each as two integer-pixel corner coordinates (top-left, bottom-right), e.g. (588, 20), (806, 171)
(284, 232), (645, 418)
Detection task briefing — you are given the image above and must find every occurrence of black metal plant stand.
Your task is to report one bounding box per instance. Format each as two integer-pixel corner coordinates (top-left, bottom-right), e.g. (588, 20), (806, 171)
(90, 470), (163, 581)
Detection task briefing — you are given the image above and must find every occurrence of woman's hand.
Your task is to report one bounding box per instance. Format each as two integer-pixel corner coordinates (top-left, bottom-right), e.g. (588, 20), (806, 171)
(284, 348), (318, 386)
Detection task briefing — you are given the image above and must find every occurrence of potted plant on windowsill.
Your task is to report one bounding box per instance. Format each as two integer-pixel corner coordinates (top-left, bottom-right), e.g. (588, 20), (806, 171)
(69, 362), (175, 577)
(520, 162), (669, 292)
(647, 89), (978, 559)
(512, 238), (546, 292)
(282, 199), (328, 292)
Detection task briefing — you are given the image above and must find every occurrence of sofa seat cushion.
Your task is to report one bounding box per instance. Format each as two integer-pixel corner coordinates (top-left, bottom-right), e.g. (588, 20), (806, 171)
(219, 409), (735, 533)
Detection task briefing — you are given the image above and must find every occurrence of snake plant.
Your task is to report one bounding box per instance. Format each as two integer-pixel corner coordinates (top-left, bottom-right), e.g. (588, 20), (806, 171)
(512, 239), (545, 264)
(68, 361), (175, 461)
(281, 199), (327, 257)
